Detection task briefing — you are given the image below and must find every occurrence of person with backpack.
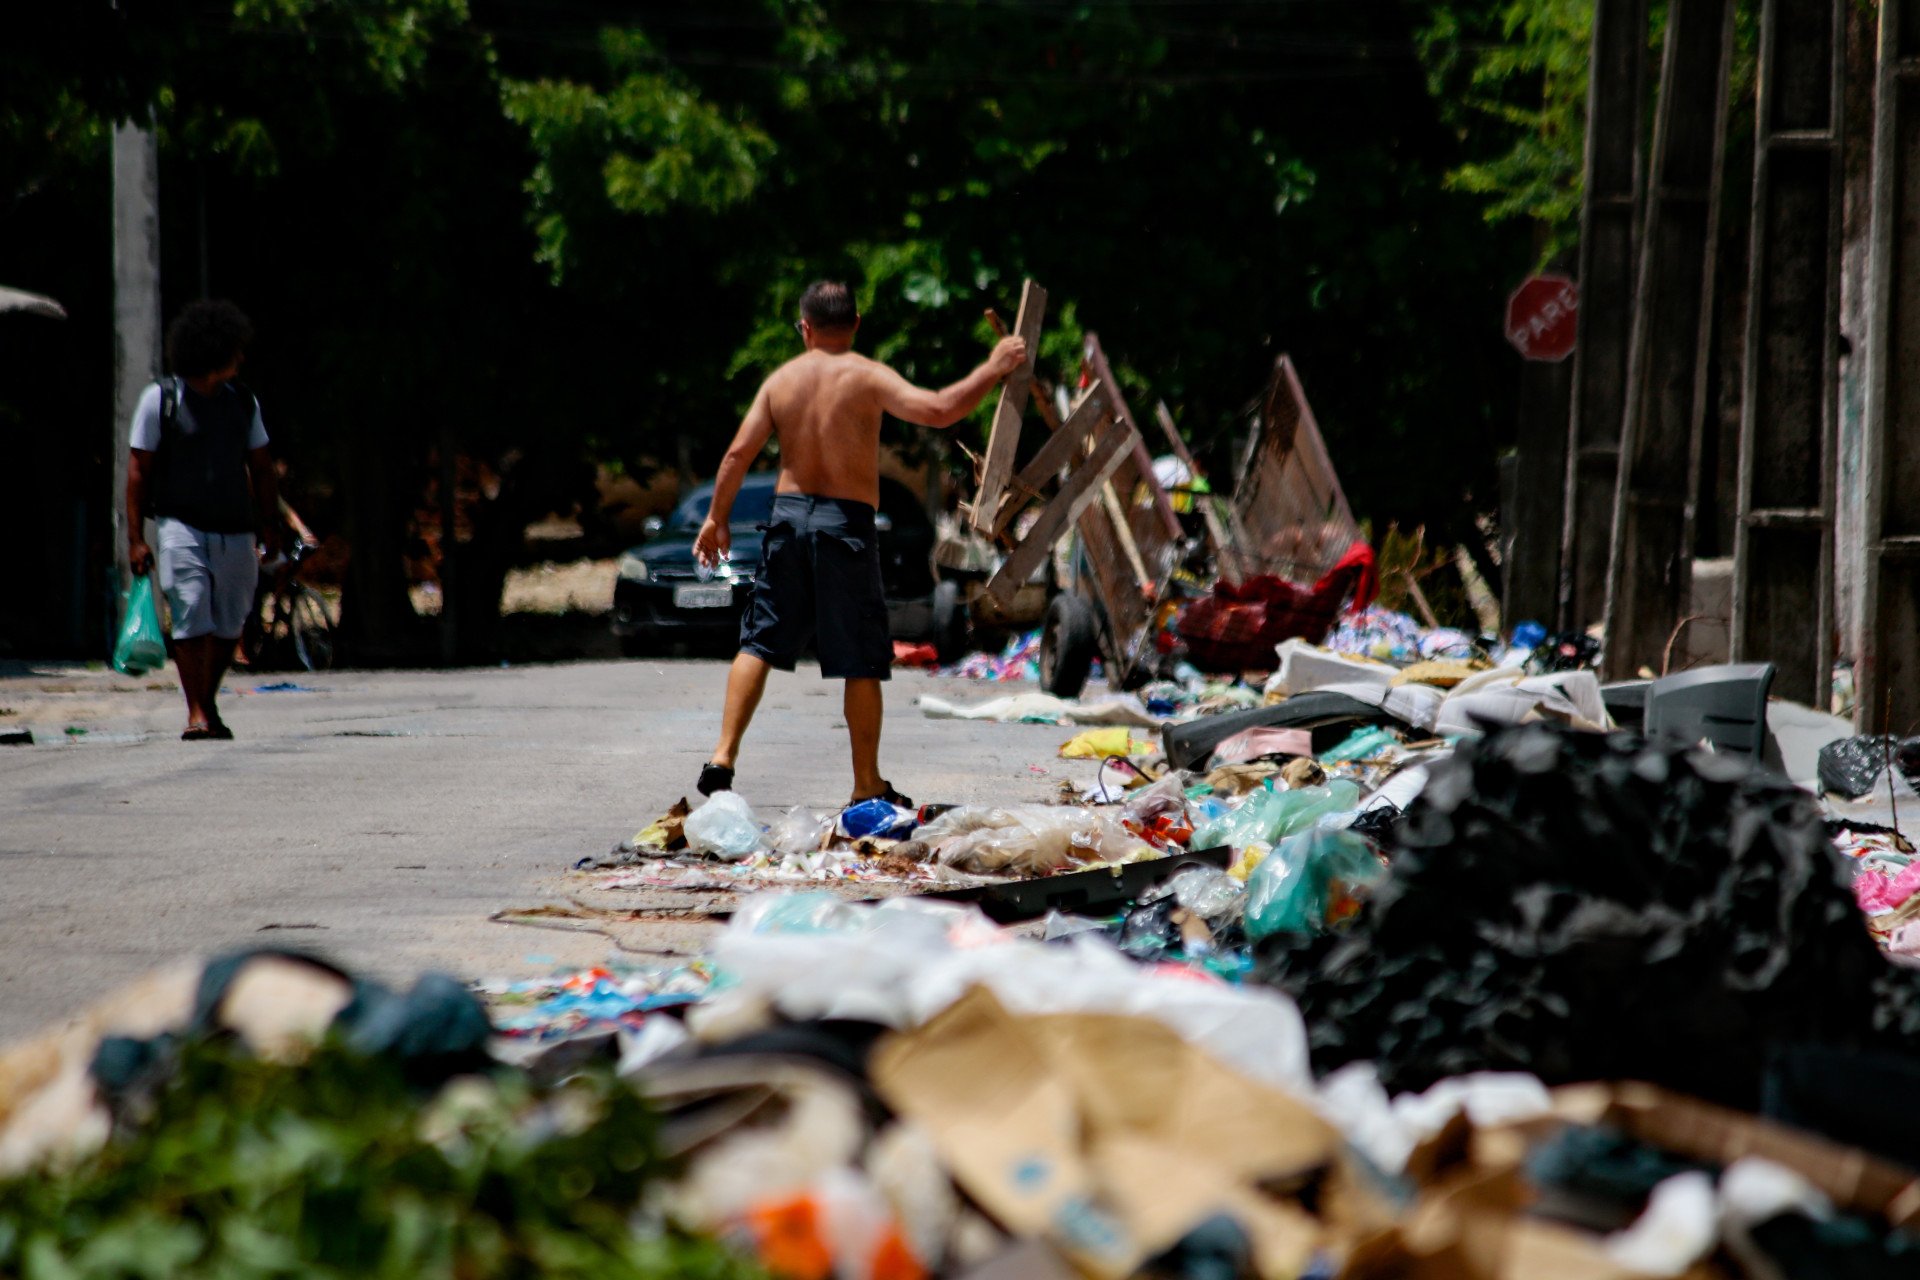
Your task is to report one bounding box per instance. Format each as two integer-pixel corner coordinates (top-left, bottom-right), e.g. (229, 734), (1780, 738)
(126, 300), (280, 740)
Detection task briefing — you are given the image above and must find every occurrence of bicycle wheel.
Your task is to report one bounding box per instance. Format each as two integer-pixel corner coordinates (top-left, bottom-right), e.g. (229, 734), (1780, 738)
(290, 586), (336, 672)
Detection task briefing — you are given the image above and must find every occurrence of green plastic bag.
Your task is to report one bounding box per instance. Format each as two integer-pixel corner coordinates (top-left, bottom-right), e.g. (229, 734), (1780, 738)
(1193, 779), (1361, 852)
(1244, 828), (1386, 939)
(112, 574), (168, 676)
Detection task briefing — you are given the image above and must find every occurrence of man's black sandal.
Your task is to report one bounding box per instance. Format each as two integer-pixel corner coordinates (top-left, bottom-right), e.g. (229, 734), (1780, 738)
(697, 763), (735, 796)
(850, 781), (913, 809)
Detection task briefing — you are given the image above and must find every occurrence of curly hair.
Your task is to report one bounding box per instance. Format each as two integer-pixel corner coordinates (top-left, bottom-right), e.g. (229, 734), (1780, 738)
(165, 300), (254, 378)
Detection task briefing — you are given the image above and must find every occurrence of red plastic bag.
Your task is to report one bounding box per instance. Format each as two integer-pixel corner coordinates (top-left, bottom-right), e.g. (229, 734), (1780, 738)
(1176, 542), (1377, 672)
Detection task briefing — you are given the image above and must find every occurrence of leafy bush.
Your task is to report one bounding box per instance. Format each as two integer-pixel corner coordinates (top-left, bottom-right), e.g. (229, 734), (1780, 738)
(0, 1040), (759, 1280)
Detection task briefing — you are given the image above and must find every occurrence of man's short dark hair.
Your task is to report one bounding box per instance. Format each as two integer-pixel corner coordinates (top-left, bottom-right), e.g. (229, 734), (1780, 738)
(798, 281), (858, 330)
(166, 300), (254, 378)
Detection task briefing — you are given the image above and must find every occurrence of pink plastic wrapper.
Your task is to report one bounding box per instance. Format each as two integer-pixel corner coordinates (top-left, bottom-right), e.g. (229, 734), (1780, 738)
(1854, 861), (1920, 914)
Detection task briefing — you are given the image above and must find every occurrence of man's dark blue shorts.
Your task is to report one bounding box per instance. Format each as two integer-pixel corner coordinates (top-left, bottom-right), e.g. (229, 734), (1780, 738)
(738, 493), (892, 681)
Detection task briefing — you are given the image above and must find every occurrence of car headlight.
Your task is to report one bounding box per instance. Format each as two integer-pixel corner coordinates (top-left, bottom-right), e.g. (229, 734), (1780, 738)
(617, 553), (650, 582)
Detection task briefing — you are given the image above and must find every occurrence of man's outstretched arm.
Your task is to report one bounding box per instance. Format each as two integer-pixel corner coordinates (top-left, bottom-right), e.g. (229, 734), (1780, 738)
(694, 385), (776, 568)
(872, 336), (1028, 429)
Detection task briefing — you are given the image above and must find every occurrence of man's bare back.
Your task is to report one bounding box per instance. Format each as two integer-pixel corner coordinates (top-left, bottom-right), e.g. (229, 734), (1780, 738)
(761, 350), (895, 507)
(696, 325), (1025, 562)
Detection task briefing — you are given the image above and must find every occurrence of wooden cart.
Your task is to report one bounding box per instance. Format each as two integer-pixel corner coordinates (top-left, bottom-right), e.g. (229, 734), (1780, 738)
(962, 281), (1190, 697)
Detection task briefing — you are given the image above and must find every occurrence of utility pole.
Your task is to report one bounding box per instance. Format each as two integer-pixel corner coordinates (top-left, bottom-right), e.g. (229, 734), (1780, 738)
(111, 121), (162, 603)
(1561, 0), (1649, 633)
(1602, 0), (1737, 678)
(1730, 0), (1844, 708)
(1858, 0), (1920, 732)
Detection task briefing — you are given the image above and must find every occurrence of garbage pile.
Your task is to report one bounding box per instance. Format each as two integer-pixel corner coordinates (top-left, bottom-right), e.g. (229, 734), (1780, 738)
(1259, 724), (1908, 1110)
(12, 709), (1920, 1277)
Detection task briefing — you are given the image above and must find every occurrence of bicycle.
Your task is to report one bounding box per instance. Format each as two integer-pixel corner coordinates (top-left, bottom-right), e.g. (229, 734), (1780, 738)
(242, 541), (336, 672)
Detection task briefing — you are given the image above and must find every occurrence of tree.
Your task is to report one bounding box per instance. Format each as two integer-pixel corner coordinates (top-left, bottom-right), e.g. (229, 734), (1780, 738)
(501, 0), (1527, 552)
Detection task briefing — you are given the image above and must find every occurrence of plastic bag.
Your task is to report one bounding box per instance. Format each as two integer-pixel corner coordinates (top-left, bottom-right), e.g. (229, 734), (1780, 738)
(1243, 829), (1384, 938)
(1817, 735), (1902, 799)
(767, 806), (834, 853)
(112, 574), (168, 676)
(1192, 780), (1361, 853)
(1163, 864), (1246, 923)
(684, 791), (765, 859)
(910, 805), (1149, 875)
(837, 799), (918, 840)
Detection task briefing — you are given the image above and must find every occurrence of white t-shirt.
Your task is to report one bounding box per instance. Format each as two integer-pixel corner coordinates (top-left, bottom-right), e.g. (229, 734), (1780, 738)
(128, 381), (269, 452)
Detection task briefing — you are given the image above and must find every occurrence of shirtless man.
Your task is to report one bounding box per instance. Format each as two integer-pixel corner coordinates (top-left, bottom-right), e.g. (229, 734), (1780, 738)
(692, 280), (1026, 806)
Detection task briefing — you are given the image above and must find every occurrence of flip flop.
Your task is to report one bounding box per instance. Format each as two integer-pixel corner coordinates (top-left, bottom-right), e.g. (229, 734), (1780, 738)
(181, 725), (216, 741)
(697, 762), (735, 796)
(209, 721), (234, 740)
(850, 781), (914, 809)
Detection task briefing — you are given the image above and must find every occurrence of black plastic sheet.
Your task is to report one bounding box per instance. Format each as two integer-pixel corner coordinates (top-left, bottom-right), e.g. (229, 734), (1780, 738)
(1256, 723), (1913, 1108)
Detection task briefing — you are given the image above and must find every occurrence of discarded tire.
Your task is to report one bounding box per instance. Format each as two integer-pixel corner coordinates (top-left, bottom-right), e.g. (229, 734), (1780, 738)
(1258, 722), (1909, 1108)
(1039, 592), (1099, 698)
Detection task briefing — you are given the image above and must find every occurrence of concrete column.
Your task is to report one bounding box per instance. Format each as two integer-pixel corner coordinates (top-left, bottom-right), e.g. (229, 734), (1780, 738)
(111, 122), (162, 599)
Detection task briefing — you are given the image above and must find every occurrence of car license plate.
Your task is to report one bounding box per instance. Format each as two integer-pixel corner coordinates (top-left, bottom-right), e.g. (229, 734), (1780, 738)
(674, 583), (734, 609)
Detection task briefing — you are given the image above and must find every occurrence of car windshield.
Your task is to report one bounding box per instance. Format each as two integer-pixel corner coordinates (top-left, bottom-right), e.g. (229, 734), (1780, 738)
(671, 479), (776, 530)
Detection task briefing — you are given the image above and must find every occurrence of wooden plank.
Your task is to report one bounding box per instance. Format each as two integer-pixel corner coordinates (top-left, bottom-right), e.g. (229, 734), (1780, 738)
(995, 381), (1109, 531)
(1082, 333), (1183, 541)
(1099, 481), (1154, 591)
(1564, 0), (1652, 631)
(986, 307), (1064, 432)
(1857, 0), (1920, 730)
(1152, 400), (1203, 474)
(1232, 356), (1361, 582)
(985, 416), (1132, 608)
(971, 281), (1047, 535)
(1601, 0), (1736, 679)
(1076, 497), (1163, 686)
(1731, 0), (1842, 707)
(1157, 399), (1246, 582)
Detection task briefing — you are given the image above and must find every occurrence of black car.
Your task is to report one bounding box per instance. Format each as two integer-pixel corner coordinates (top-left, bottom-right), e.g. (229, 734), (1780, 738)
(611, 472), (939, 656)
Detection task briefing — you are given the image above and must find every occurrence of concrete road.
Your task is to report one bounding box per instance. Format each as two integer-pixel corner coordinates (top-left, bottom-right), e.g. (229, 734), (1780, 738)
(0, 658), (1080, 1043)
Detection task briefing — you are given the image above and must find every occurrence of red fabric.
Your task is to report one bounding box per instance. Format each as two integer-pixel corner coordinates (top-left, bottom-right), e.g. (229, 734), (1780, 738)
(1176, 541), (1378, 672)
(892, 641), (940, 668)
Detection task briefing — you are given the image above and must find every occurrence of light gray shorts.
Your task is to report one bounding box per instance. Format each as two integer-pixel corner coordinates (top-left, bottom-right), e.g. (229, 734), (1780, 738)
(156, 517), (258, 640)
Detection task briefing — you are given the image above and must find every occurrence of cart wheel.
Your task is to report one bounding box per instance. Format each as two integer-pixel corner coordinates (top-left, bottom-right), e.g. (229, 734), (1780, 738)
(932, 579), (969, 664)
(1040, 593), (1099, 698)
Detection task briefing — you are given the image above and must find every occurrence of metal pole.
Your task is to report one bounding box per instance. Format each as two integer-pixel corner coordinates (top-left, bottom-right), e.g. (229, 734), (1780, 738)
(1561, 0), (1649, 633)
(1730, 0), (1844, 707)
(1602, 0), (1737, 679)
(1857, 0), (1920, 733)
(111, 121), (162, 602)
(1507, 254), (1573, 629)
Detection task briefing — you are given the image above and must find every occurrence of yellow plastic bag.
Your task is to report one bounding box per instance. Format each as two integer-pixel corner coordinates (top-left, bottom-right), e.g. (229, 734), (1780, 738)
(1058, 727), (1150, 759)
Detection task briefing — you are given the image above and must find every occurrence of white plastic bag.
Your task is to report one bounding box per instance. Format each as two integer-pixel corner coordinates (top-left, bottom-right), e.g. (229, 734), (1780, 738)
(684, 791), (765, 859)
(911, 804), (1149, 874)
(768, 806), (834, 854)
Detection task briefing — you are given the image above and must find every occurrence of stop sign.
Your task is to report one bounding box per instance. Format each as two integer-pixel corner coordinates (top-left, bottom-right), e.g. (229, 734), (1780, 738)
(1505, 274), (1579, 362)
